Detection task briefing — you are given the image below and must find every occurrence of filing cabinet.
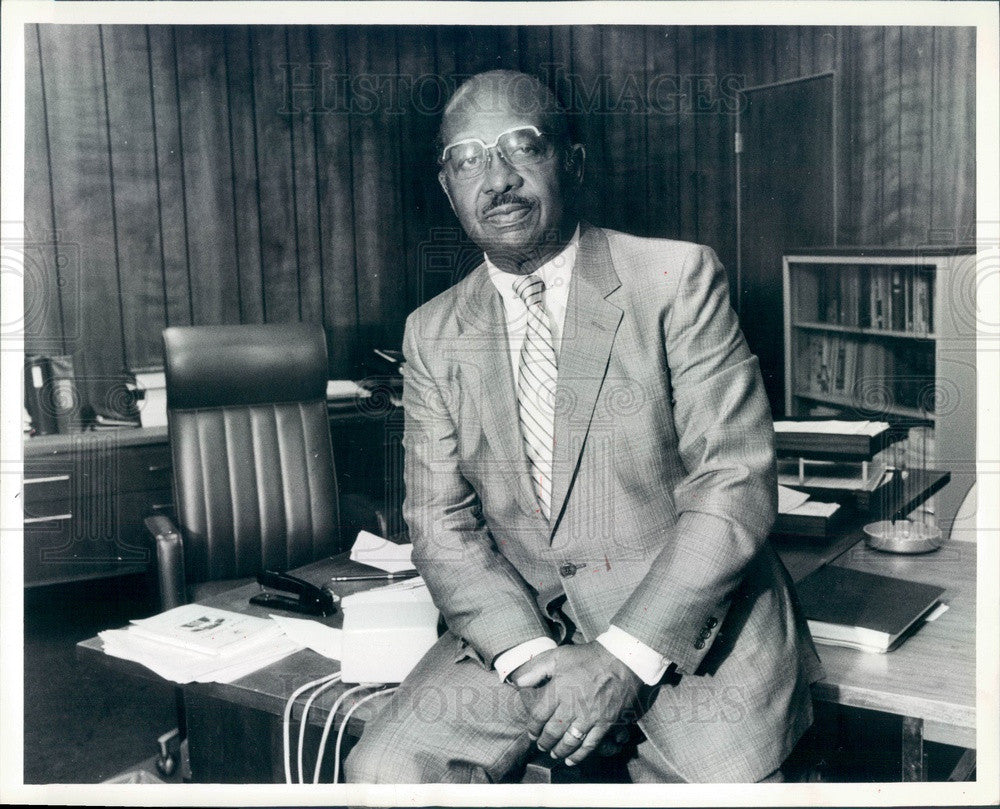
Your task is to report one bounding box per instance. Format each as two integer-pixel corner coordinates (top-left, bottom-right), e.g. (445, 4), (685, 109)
(23, 428), (172, 587)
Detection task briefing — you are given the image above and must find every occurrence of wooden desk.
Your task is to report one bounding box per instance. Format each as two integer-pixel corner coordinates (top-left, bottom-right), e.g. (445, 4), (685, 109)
(808, 541), (976, 780)
(77, 473), (973, 783)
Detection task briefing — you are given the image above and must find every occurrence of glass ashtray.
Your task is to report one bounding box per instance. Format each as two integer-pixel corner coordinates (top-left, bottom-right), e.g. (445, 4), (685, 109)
(863, 519), (943, 554)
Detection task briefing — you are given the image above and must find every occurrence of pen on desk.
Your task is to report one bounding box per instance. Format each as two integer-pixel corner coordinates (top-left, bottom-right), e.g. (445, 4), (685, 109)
(329, 571), (418, 582)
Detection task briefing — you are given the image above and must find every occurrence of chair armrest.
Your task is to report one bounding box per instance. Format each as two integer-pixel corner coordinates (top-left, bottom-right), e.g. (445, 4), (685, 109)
(146, 515), (187, 611)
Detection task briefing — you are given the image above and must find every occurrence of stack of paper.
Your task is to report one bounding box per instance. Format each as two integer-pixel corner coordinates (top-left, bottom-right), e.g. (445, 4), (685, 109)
(128, 369), (167, 428)
(99, 604), (302, 684)
(774, 420), (890, 436)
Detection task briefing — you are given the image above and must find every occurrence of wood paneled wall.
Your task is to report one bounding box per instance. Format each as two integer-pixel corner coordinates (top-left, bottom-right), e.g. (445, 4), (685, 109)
(24, 25), (975, 416)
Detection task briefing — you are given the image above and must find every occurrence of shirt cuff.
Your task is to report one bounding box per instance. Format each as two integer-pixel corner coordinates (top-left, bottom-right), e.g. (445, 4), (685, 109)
(493, 637), (558, 682)
(597, 625), (672, 686)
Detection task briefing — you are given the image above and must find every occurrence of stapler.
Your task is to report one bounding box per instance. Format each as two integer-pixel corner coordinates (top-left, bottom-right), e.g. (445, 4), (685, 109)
(249, 569), (338, 616)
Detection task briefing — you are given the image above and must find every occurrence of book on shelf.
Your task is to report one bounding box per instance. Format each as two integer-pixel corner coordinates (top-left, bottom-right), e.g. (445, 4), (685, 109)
(796, 565), (945, 653)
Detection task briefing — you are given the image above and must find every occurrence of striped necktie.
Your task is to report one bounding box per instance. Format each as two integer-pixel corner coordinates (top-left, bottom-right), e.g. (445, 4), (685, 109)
(512, 273), (556, 521)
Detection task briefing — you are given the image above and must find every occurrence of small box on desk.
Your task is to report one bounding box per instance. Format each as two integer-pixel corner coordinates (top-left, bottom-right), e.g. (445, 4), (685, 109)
(339, 577), (439, 684)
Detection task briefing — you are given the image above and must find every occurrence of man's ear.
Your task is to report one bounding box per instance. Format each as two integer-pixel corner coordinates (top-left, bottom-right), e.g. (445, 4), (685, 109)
(438, 171), (457, 213)
(564, 144), (586, 185)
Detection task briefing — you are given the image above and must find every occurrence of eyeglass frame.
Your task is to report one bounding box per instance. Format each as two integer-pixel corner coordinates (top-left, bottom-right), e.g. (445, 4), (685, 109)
(438, 125), (560, 179)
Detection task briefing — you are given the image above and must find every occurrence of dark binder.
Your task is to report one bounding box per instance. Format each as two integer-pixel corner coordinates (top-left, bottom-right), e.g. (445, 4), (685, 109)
(796, 565), (944, 652)
(48, 354), (82, 433)
(24, 355), (58, 435)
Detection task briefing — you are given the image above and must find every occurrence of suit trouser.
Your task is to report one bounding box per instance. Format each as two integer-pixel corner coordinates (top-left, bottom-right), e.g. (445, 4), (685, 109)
(343, 631), (786, 784)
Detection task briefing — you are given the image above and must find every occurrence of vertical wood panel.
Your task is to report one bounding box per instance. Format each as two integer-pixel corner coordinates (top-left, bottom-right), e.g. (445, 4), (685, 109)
(285, 26), (324, 325)
(101, 25), (168, 369)
(602, 27), (649, 235)
(39, 24), (125, 410)
(346, 27), (407, 354)
(24, 24), (65, 356)
(835, 26), (858, 245)
(396, 27), (446, 326)
(147, 26), (194, 328)
(858, 28), (885, 245)
(222, 26), (265, 324)
(561, 27), (608, 227)
(899, 27), (934, 245)
(931, 27), (976, 242)
(674, 27), (699, 242)
(881, 27), (903, 245)
(774, 26), (800, 81)
(174, 27), (242, 327)
(812, 27), (838, 74)
(310, 27), (359, 375)
(645, 26), (681, 238)
(250, 26), (301, 323)
(693, 27), (736, 274)
(517, 26), (553, 83)
(451, 26), (519, 76)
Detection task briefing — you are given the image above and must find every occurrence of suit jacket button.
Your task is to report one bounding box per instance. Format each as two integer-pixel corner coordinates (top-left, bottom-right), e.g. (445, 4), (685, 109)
(706, 617), (718, 629)
(699, 628), (712, 640)
(694, 639), (706, 650)
(559, 562), (579, 578)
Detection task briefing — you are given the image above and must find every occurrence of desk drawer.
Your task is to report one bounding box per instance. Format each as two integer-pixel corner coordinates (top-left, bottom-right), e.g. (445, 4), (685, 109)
(116, 444), (173, 494)
(23, 489), (165, 587)
(22, 471), (72, 505)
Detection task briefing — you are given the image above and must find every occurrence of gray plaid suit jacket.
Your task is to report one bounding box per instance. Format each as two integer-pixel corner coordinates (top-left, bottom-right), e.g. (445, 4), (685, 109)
(400, 223), (824, 782)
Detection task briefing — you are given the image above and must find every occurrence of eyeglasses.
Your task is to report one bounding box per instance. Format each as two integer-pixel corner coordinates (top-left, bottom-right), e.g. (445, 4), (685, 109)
(439, 126), (556, 180)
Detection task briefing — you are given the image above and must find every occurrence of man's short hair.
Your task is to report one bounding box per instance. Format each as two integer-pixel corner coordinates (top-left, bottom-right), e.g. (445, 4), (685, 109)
(436, 70), (571, 157)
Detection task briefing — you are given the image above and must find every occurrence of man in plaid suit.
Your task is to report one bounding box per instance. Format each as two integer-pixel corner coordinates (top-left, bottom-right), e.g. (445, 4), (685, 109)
(345, 70), (822, 784)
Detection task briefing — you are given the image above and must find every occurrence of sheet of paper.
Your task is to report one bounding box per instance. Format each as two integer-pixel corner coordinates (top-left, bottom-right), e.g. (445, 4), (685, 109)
(786, 500), (840, 517)
(778, 484), (811, 513)
(269, 614), (343, 660)
(349, 530), (415, 574)
(774, 420), (889, 437)
(326, 379), (371, 399)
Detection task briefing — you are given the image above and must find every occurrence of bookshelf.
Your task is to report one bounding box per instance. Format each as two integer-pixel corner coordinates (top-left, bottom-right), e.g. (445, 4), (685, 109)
(782, 247), (976, 531)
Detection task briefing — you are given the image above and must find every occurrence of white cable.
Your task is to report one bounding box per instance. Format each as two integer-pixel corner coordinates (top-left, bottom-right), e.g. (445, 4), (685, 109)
(297, 676), (344, 783)
(282, 672), (341, 785)
(331, 687), (398, 785)
(311, 683), (380, 784)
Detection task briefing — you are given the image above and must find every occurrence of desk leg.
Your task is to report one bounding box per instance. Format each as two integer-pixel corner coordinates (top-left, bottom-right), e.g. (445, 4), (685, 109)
(901, 716), (926, 781)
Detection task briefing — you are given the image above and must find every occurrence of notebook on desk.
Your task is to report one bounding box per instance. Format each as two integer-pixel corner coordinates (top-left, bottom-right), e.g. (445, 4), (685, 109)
(796, 565), (945, 653)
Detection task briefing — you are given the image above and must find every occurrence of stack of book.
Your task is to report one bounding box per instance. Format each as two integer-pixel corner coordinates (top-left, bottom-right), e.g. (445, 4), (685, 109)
(99, 604), (301, 684)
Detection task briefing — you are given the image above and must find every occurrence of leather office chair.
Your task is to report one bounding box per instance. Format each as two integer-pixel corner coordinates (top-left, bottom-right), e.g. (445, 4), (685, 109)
(148, 322), (383, 609)
(145, 323), (382, 775)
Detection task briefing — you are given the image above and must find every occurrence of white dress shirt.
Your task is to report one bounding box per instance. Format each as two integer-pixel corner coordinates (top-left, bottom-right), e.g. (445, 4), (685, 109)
(484, 228), (672, 687)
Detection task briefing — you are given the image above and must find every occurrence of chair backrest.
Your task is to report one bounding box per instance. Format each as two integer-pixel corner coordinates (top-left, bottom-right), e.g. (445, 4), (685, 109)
(163, 323), (339, 585)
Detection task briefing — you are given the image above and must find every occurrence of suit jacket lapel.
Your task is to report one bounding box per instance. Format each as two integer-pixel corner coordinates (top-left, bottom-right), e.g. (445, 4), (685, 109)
(549, 225), (623, 540)
(454, 265), (543, 519)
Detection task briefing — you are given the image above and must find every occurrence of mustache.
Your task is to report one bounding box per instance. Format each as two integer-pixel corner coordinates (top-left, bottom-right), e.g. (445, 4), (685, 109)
(484, 193), (534, 213)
